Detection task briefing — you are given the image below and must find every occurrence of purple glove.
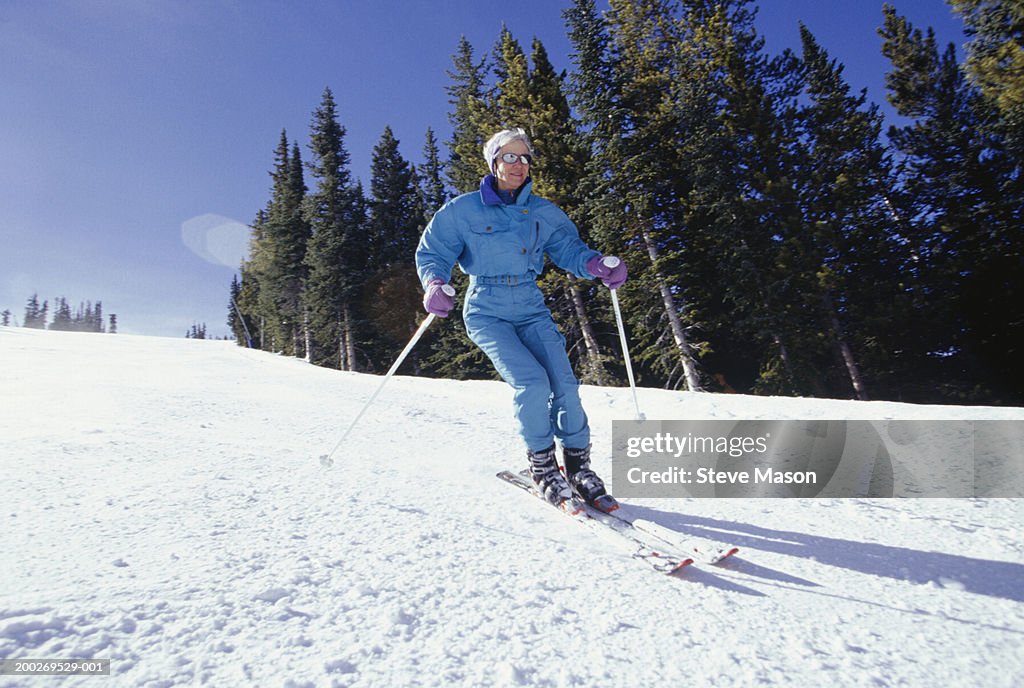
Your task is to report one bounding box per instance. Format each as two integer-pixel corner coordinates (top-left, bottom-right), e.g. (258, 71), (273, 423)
(586, 255), (628, 290)
(423, 279), (456, 317)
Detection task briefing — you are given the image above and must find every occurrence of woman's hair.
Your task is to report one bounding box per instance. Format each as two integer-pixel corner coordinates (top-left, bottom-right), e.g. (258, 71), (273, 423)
(483, 128), (534, 172)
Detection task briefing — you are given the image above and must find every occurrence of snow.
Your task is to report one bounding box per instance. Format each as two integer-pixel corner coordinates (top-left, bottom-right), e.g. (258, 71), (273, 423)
(2, 327), (1023, 687)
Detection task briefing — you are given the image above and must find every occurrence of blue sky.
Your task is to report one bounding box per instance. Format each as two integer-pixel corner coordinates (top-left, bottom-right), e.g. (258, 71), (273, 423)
(1, 1), (965, 338)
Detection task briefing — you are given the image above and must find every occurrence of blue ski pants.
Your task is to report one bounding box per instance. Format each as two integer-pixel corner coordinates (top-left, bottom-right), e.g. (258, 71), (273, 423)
(464, 275), (590, 453)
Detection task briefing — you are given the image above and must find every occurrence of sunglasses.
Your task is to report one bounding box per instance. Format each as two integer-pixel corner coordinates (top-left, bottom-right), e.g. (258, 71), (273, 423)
(496, 152), (534, 166)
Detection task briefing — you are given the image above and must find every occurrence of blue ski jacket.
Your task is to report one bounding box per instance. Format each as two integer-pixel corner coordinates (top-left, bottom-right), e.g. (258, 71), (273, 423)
(416, 176), (600, 287)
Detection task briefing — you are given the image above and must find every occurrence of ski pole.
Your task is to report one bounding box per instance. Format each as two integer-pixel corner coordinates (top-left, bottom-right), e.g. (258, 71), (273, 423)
(603, 257), (645, 421)
(319, 285), (454, 467)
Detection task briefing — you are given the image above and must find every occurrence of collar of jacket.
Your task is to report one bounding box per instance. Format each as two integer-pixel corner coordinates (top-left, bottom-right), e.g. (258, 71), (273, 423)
(480, 175), (533, 207)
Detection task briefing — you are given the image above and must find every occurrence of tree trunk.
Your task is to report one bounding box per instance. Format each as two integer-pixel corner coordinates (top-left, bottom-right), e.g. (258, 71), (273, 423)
(641, 228), (702, 391)
(772, 332), (795, 387)
(303, 308), (312, 363)
(337, 310), (346, 371)
(343, 304), (357, 372)
(566, 278), (607, 384)
(822, 291), (869, 400)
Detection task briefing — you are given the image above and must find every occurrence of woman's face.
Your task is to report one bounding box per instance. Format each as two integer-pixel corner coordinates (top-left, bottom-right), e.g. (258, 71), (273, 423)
(493, 140), (532, 191)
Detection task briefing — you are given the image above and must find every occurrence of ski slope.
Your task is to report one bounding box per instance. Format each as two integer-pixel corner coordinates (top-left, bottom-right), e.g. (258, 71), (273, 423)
(2, 327), (1022, 687)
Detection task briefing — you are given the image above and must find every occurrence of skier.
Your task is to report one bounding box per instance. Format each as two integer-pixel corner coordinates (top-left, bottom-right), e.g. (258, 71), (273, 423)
(415, 128), (627, 508)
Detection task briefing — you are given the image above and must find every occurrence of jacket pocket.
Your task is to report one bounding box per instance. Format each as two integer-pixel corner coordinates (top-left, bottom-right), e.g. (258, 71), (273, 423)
(467, 223), (511, 270)
(469, 224), (505, 236)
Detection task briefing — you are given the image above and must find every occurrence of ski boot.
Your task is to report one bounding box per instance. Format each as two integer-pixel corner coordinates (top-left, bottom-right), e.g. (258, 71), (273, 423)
(564, 445), (619, 512)
(528, 444), (573, 506)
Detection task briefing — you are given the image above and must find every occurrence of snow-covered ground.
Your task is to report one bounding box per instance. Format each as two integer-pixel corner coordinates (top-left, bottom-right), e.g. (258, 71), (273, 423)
(2, 327), (1022, 687)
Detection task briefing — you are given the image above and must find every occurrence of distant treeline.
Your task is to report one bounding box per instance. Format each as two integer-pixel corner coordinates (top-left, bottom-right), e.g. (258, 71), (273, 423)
(230, 1), (1022, 406)
(12, 294), (118, 333)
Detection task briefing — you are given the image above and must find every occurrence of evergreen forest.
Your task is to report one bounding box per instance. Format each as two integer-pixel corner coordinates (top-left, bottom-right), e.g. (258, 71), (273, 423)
(229, 0), (1023, 406)
(20, 294), (115, 333)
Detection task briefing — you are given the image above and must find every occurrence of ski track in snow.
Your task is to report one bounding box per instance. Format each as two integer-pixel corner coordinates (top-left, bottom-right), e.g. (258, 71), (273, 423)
(1, 328), (1023, 687)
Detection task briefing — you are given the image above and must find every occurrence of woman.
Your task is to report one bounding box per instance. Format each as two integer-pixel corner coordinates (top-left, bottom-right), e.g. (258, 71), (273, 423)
(415, 128), (627, 508)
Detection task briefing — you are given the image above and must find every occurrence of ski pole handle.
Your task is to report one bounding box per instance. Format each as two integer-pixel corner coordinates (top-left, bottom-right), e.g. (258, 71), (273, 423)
(441, 284), (456, 297)
(601, 256), (621, 269)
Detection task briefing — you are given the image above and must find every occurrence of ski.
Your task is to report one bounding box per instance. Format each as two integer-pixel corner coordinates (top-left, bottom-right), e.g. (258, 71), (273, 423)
(507, 468), (739, 565)
(623, 517), (739, 564)
(497, 470), (694, 574)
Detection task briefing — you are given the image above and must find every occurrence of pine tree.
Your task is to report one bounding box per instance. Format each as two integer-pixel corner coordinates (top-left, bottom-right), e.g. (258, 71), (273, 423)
(92, 301), (104, 332)
(488, 29), (583, 374)
(570, 0), (704, 391)
(246, 131), (311, 356)
(881, 5), (1023, 402)
(950, 0), (1024, 158)
(564, 0), (623, 146)
(304, 89), (367, 370)
(492, 27), (530, 128)
(277, 141), (312, 357)
(236, 253), (264, 348)
(367, 127), (420, 270)
(228, 274), (254, 346)
(362, 126), (427, 371)
(51, 297), (72, 331)
(419, 127), (448, 218)
(24, 294), (46, 329)
(566, 0), (651, 386)
(435, 28), (615, 383)
(445, 37), (492, 193)
(242, 141), (280, 352)
(671, 0), (833, 395)
(78, 302), (91, 332)
(523, 36), (613, 385)
(794, 24), (905, 400)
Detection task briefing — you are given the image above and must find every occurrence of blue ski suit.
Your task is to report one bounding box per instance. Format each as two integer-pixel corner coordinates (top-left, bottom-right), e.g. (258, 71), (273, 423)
(415, 176), (601, 452)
